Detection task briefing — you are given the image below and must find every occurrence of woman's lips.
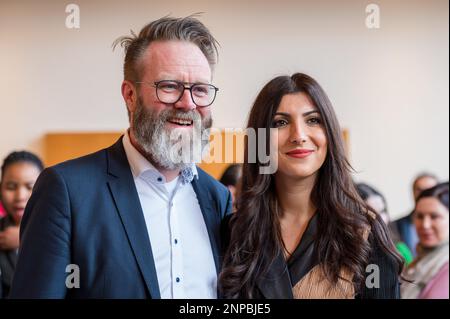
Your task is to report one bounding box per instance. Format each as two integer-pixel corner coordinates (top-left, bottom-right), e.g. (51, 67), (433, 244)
(419, 232), (434, 239)
(286, 149), (314, 158)
(13, 207), (25, 216)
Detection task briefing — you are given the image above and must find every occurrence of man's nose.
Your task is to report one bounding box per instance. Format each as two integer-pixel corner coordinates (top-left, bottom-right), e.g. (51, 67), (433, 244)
(174, 88), (196, 111)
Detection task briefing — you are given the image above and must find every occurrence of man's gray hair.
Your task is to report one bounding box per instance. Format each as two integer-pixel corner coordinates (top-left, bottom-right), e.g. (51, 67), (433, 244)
(113, 14), (219, 82)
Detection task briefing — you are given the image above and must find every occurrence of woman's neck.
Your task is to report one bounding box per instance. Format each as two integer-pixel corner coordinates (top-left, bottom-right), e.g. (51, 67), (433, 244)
(275, 173), (318, 259)
(275, 173), (317, 222)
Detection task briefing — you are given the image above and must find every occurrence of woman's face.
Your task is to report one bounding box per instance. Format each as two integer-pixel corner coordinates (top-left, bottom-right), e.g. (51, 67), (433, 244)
(0, 162), (41, 225)
(414, 197), (449, 248)
(273, 92), (327, 181)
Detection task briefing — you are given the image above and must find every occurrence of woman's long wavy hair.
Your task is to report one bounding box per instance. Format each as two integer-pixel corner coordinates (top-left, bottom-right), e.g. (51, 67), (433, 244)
(219, 73), (404, 298)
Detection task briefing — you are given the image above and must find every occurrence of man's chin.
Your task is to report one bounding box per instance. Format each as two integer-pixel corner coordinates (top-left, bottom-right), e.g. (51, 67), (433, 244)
(159, 161), (192, 171)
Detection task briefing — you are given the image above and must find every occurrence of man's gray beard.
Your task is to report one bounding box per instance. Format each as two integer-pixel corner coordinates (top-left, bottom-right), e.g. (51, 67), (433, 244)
(132, 99), (212, 171)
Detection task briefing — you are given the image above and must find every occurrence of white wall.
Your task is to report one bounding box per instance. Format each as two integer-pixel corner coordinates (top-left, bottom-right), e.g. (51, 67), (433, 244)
(0, 0), (448, 219)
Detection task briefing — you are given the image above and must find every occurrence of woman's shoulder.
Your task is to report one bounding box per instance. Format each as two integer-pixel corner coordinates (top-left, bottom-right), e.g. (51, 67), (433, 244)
(357, 233), (401, 298)
(419, 262), (449, 299)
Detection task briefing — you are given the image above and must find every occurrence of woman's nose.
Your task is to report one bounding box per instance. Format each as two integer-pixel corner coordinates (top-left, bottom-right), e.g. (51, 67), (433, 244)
(290, 122), (307, 145)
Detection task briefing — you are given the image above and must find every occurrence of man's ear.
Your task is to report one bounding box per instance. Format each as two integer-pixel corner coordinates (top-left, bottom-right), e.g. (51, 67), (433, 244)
(121, 80), (138, 115)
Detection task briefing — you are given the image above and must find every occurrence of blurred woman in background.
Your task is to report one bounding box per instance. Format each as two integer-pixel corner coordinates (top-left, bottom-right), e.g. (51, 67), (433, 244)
(401, 182), (449, 299)
(0, 151), (44, 298)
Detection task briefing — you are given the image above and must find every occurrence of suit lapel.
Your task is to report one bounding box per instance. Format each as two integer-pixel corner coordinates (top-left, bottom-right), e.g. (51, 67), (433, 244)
(106, 138), (161, 299)
(191, 176), (221, 274)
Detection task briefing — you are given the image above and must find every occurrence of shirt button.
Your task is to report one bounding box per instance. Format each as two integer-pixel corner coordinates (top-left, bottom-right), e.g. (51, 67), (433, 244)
(157, 177), (162, 182)
(176, 277), (180, 283)
(174, 239), (178, 244)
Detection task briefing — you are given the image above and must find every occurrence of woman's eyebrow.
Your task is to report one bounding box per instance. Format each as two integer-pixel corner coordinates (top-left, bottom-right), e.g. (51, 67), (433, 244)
(274, 110), (319, 117)
(274, 112), (290, 117)
(302, 110), (320, 116)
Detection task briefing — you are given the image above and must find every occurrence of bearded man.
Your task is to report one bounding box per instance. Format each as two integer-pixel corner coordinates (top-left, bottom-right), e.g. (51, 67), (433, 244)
(10, 16), (232, 299)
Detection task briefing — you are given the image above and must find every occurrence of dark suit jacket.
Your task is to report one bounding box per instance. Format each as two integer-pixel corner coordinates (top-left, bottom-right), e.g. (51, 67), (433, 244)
(9, 137), (232, 298)
(0, 216), (18, 298)
(394, 212), (418, 256)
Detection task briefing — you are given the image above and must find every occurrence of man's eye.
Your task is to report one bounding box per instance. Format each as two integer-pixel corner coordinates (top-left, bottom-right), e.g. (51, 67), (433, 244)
(160, 82), (180, 91)
(273, 119), (288, 128)
(192, 85), (209, 96)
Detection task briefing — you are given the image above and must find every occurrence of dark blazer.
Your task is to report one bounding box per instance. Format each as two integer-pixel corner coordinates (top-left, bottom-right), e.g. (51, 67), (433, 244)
(0, 216), (18, 298)
(9, 137), (232, 298)
(394, 212), (418, 256)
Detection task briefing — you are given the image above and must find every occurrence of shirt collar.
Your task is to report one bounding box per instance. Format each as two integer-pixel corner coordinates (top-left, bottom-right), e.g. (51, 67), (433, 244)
(122, 130), (198, 185)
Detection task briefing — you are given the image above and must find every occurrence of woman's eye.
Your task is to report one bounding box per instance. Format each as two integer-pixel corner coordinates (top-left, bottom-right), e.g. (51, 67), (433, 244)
(5, 183), (17, 191)
(273, 119), (288, 128)
(307, 117), (322, 125)
(430, 214), (441, 220)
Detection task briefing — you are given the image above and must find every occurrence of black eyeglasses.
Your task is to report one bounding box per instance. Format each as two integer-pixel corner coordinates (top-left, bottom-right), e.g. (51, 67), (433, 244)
(135, 80), (219, 107)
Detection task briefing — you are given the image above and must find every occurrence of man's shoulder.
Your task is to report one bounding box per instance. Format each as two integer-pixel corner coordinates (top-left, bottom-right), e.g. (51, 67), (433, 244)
(393, 212), (413, 228)
(44, 138), (124, 183)
(50, 147), (109, 176)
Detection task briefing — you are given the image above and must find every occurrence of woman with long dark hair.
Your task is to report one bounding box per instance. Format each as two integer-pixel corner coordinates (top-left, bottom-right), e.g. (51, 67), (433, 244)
(219, 73), (403, 298)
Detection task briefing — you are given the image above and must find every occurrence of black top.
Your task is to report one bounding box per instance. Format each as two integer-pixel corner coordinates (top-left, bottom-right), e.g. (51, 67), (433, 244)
(0, 215), (18, 298)
(221, 213), (400, 299)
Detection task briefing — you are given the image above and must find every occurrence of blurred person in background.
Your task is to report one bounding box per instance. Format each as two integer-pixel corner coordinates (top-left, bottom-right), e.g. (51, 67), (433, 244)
(356, 183), (414, 265)
(401, 182), (449, 299)
(219, 164), (242, 212)
(395, 173), (439, 256)
(0, 151), (44, 298)
(0, 202), (6, 218)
